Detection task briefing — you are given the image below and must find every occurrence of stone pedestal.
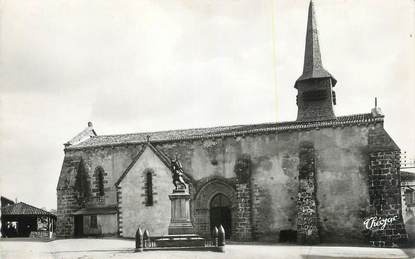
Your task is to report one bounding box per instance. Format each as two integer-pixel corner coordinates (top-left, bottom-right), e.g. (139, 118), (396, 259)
(168, 189), (195, 235)
(153, 188), (205, 248)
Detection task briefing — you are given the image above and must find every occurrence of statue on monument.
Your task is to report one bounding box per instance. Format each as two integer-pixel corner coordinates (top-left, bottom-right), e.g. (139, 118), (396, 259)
(171, 155), (187, 190)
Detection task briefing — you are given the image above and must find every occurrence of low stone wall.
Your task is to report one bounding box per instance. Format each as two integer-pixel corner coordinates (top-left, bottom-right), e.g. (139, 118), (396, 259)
(29, 231), (55, 239)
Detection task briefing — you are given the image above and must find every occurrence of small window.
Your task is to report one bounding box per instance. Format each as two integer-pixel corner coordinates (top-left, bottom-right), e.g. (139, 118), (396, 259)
(98, 171), (104, 196)
(90, 215), (97, 228)
(146, 171), (153, 206)
(95, 167), (105, 197)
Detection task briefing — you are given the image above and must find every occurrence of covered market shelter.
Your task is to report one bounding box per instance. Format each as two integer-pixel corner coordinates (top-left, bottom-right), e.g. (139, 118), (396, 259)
(1, 202), (56, 238)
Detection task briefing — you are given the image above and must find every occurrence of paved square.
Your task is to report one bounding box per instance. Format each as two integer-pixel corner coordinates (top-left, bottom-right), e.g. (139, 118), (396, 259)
(0, 239), (414, 259)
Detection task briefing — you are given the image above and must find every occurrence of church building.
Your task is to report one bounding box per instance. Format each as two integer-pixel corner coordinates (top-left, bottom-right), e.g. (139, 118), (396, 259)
(56, 1), (408, 247)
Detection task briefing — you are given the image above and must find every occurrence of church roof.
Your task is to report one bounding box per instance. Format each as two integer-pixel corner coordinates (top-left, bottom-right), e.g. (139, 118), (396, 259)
(295, 0), (336, 88)
(1, 202), (56, 217)
(66, 113), (383, 150)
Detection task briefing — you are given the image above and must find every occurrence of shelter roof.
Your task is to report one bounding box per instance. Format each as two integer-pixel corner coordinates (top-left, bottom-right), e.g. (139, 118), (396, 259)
(1, 202), (56, 218)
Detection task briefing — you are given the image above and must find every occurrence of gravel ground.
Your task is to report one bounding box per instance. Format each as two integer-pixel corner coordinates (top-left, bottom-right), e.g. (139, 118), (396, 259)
(0, 238), (414, 259)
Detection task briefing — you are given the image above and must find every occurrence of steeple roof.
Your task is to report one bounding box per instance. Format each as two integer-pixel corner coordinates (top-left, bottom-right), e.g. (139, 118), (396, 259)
(295, 0), (336, 88)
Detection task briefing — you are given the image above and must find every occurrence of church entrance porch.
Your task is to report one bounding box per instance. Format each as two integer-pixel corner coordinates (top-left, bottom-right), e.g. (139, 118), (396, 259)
(193, 178), (237, 240)
(210, 194), (232, 239)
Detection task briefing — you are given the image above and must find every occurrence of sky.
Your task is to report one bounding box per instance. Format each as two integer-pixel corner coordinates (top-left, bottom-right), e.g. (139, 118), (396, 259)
(0, 0), (414, 210)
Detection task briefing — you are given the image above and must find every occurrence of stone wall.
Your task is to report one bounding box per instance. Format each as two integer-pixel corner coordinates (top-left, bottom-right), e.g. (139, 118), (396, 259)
(56, 156), (82, 237)
(296, 142), (320, 244)
(235, 182), (252, 240)
(314, 126), (370, 243)
(56, 189), (78, 237)
(365, 123), (408, 247)
(367, 150), (408, 247)
(118, 147), (172, 238)
(29, 231), (54, 239)
(59, 123), (383, 243)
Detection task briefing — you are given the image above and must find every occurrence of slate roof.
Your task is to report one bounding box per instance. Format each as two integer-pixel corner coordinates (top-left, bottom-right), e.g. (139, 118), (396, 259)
(66, 113), (383, 151)
(1, 196), (15, 207)
(1, 202), (56, 217)
(295, 0), (336, 88)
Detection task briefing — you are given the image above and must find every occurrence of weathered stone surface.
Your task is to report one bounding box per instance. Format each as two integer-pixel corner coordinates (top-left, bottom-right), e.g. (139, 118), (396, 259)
(58, 124), (383, 243)
(235, 182), (252, 241)
(366, 150), (408, 247)
(297, 142), (320, 245)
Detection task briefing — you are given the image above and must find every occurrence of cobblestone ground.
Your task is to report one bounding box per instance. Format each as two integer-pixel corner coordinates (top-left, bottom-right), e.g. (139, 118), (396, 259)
(0, 239), (414, 259)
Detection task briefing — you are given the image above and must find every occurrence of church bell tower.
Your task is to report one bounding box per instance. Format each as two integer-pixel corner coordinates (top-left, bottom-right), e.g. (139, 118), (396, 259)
(295, 1), (337, 121)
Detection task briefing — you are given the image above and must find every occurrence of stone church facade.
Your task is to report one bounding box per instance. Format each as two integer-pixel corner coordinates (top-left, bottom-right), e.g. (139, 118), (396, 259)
(56, 2), (408, 246)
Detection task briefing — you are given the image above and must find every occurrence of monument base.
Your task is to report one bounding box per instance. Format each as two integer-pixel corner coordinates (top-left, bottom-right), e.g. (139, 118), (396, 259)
(154, 234), (205, 248)
(168, 222), (195, 235)
(168, 188), (197, 235)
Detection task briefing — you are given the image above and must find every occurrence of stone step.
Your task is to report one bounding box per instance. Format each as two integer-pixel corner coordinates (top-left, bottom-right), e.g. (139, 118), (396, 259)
(153, 234), (206, 248)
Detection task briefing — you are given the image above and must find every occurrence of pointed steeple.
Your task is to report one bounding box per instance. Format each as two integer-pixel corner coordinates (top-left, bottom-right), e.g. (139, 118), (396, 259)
(294, 0), (337, 121)
(295, 0), (336, 88)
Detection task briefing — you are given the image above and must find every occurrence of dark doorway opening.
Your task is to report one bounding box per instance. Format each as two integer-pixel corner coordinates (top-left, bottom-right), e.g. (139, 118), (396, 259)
(279, 229), (297, 243)
(1, 217), (37, 237)
(74, 215), (84, 237)
(210, 193), (232, 239)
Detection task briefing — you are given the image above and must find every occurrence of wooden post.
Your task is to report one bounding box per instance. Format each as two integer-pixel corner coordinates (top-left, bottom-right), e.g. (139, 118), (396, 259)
(135, 228), (143, 252)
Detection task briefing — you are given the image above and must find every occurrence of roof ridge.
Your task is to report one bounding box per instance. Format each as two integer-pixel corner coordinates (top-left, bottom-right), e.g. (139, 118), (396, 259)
(66, 113), (381, 150)
(85, 113), (374, 139)
(96, 122), (278, 138)
(2, 201), (55, 216)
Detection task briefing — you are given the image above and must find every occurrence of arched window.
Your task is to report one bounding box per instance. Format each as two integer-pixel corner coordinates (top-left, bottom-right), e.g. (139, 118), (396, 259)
(146, 171), (153, 206)
(95, 167), (105, 197)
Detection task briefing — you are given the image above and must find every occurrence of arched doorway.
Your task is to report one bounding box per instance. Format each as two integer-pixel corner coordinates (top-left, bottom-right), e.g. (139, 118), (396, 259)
(210, 193), (232, 239)
(193, 178), (236, 239)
